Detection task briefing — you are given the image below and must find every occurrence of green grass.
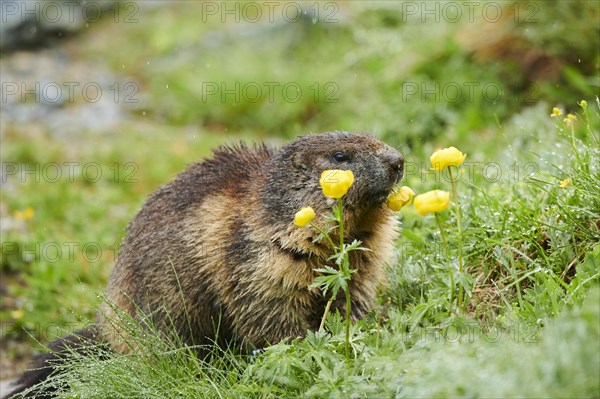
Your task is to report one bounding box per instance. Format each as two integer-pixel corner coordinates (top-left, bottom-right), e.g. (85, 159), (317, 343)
(1, 1), (599, 397)
(15, 287), (600, 398)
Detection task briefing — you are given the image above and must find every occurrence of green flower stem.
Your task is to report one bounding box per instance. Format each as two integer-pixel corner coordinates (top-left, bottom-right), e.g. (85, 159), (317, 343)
(337, 197), (351, 360)
(309, 220), (336, 332)
(569, 123), (582, 165)
(337, 198), (344, 249)
(319, 297), (334, 332)
(434, 213), (448, 246)
(435, 212), (453, 307)
(344, 288), (351, 359)
(311, 198), (353, 359)
(448, 167), (464, 313)
(309, 222), (336, 251)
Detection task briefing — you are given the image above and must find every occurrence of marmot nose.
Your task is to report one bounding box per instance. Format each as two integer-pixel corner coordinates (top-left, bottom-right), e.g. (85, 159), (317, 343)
(382, 149), (404, 177)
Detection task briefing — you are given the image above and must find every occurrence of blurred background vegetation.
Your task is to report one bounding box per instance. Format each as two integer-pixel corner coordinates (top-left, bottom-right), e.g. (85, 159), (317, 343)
(1, 0), (599, 392)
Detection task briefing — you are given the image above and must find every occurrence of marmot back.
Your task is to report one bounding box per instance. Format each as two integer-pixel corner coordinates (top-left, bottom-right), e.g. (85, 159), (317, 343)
(102, 131), (404, 353)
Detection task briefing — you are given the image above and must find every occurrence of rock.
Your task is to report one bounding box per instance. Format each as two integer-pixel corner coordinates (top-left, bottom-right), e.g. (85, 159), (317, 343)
(0, 379), (16, 399)
(0, 0), (118, 51)
(0, 48), (138, 135)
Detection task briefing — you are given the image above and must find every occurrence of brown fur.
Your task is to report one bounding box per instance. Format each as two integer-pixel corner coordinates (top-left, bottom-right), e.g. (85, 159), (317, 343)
(8, 131), (403, 398)
(99, 131), (403, 353)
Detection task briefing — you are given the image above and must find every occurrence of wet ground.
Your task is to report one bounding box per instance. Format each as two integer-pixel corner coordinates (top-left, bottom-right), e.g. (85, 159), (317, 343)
(0, 7), (146, 390)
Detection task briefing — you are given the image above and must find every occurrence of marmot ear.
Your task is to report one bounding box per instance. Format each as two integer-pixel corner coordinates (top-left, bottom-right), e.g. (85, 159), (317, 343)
(291, 152), (309, 171)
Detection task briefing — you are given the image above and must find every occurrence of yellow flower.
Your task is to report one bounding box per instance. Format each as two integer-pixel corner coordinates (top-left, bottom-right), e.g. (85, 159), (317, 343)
(387, 186), (415, 211)
(550, 107), (563, 118)
(13, 206), (34, 221)
(563, 114), (577, 126)
(578, 100), (587, 109)
(559, 178), (571, 188)
(430, 147), (467, 171)
(319, 170), (355, 199)
(10, 310), (24, 319)
(414, 190), (450, 215)
(294, 206), (316, 227)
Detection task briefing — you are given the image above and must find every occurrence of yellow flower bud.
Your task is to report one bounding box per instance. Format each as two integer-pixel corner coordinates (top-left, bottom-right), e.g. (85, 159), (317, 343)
(319, 169), (355, 199)
(578, 100), (587, 109)
(387, 186), (415, 211)
(550, 107), (563, 118)
(414, 190), (450, 215)
(559, 178), (571, 188)
(430, 147), (466, 171)
(294, 206), (316, 227)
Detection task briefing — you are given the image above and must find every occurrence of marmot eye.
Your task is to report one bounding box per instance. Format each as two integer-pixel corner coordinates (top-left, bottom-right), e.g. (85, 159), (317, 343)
(333, 152), (349, 162)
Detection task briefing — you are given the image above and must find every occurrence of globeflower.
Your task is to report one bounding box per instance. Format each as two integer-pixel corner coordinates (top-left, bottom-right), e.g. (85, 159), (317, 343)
(13, 206), (34, 221)
(387, 186), (415, 211)
(320, 170), (355, 199)
(550, 107), (563, 118)
(559, 178), (571, 188)
(10, 309), (24, 319)
(413, 190), (450, 215)
(430, 147), (466, 171)
(563, 114), (577, 126)
(294, 206), (315, 227)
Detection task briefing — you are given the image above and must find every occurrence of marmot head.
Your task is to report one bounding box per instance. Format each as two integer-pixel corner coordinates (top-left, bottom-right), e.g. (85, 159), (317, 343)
(262, 132), (404, 223)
